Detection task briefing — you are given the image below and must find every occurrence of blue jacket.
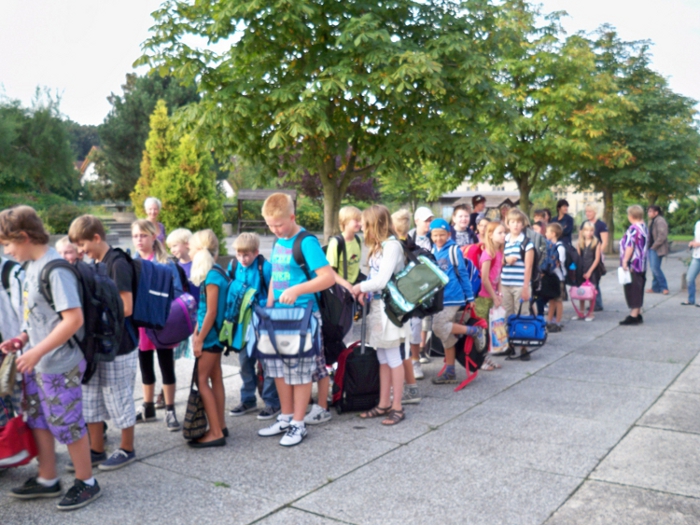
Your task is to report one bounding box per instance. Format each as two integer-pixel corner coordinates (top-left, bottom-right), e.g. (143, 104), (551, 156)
(432, 239), (474, 306)
(227, 255), (272, 306)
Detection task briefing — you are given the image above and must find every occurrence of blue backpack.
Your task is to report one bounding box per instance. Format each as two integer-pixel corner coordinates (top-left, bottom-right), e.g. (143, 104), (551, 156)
(540, 240), (559, 275)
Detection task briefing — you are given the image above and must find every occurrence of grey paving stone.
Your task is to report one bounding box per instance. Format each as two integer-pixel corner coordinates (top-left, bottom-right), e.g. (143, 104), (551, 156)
(592, 426), (700, 498)
(258, 507), (355, 524)
(538, 354), (684, 389)
(638, 390), (700, 434)
(669, 364), (700, 394)
(545, 480), (700, 525)
(577, 332), (699, 364)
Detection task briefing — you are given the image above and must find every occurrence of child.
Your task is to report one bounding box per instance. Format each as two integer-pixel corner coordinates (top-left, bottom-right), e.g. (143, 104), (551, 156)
(501, 208), (534, 360)
(544, 223), (567, 332)
(226, 232), (280, 421)
(0, 255), (24, 427)
(352, 205), (409, 425)
(408, 207), (434, 364)
(428, 219), (485, 384)
(257, 193), (335, 446)
(55, 236), (81, 264)
(574, 221), (601, 321)
(166, 228), (199, 305)
(468, 195), (487, 233)
(451, 204), (477, 247)
(0, 206), (101, 510)
(326, 206), (363, 292)
(391, 209), (420, 405)
(532, 221), (544, 235)
(189, 229), (229, 447)
(131, 219), (182, 430)
(475, 221), (506, 371)
(68, 215), (138, 471)
(476, 217), (491, 243)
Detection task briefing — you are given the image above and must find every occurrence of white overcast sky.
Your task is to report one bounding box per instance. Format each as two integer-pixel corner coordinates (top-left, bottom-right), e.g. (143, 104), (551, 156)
(0, 0), (698, 125)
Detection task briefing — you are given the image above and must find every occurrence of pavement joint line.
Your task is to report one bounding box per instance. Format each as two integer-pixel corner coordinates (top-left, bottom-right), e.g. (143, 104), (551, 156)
(584, 477), (700, 502)
(635, 423), (700, 436)
(248, 505), (359, 525)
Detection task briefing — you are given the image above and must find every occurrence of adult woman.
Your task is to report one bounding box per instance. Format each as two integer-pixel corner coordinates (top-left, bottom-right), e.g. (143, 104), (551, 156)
(144, 197), (166, 244)
(619, 205), (648, 325)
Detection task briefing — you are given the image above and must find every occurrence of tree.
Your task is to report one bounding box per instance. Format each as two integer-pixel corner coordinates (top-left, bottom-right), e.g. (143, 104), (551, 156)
(137, 0), (500, 239)
(64, 120), (101, 160)
(97, 73), (199, 201)
(379, 160), (451, 213)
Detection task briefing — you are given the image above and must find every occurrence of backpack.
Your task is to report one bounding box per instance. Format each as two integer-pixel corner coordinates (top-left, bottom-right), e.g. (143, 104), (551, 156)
(464, 243), (484, 272)
(227, 254), (270, 300)
(518, 232), (543, 293)
(322, 234), (362, 282)
(39, 260), (124, 370)
(562, 242), (584, 286)
(449, 245), (480, 299)
(0, 259), (23, 342)
(540, 240), (559, 275)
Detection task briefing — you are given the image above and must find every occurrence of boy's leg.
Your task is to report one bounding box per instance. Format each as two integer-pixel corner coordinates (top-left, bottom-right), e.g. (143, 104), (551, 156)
(238, 350), (258, 407)
(316, 376), (330, 410)
(293, 383), (313, 422)
(33, 428), (58, 480)
(66, 433), (92, 481)
(275, 378), (294, 415)
(555, 299), (563, 324)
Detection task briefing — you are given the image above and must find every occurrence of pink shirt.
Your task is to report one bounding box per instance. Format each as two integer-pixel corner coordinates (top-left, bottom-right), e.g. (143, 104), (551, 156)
(478, 249), (503, 298)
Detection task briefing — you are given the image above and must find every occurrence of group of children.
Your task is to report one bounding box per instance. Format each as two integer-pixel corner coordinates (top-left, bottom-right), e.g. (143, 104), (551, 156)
(0, 192), (606, 511)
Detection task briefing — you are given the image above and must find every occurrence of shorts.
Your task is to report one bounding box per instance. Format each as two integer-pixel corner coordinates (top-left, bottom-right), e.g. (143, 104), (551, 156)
(262, 352), (328, 386)
(82, 351), (138, 429)
(203, 345), (224, 354)
(432, 306), (462, 350)
(24, 361), (87, 445)
(410, 317), (421, 345)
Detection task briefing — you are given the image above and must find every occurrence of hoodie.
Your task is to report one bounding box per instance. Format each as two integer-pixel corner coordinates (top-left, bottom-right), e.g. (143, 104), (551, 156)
(432, 238), (474, 306)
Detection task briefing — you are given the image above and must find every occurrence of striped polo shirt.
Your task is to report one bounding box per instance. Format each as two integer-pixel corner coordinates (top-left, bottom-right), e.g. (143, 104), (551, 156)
(501, 233), (533, 287)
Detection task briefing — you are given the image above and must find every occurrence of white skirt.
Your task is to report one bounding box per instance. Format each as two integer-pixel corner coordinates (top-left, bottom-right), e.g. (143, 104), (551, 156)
(366, 298), (409, 349)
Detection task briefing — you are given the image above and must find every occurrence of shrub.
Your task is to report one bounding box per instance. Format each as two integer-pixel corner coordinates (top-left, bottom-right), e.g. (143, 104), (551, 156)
(38, 204), (84, 234)
(296, 203), (324, 232)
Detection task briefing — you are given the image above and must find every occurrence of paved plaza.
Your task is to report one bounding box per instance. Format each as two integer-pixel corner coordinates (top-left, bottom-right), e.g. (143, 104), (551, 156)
(1, 248), (699, 524)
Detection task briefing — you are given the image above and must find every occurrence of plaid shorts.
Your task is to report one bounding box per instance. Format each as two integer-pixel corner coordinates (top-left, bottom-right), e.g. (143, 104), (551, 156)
(82, 351), (138, 429)
(24, 361), (87, 445)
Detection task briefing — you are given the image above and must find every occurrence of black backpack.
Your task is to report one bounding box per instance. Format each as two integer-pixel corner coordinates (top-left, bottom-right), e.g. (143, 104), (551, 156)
(562, 242), (584, 286)
(39, 260), (124, 375)
(322, 234), (362, 281)
(519, 232), (544, 295)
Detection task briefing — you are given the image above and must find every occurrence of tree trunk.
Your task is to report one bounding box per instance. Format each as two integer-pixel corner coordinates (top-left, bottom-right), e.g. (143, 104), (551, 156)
(516, 176), (532, 217)
(603, 187), (615, 254)
(320, 175), (342, 242)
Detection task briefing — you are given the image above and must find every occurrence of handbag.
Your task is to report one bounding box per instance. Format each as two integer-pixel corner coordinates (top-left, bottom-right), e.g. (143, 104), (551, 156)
(570, 279), (598, 319)
(618, 267), (632, 285)
(488, 306), (509, 354)
(182, 360), (207, 441)
(507, 301), (547, 348)
(145, 293), (197, 349)
(0, 352), (17, 397)
(0, 376), (38, 468)
(253, 303), (319, 361)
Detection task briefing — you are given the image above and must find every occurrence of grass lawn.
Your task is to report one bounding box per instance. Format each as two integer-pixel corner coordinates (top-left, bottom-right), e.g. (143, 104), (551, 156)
(669, 234), (693, 242)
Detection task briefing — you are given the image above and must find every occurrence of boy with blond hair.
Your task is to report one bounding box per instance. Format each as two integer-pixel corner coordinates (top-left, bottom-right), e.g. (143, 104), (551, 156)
(226, 232), (280, 420)
(55, 236), (82, 264)
(257, 193), (335, 446)
(166, 228), (198, 304)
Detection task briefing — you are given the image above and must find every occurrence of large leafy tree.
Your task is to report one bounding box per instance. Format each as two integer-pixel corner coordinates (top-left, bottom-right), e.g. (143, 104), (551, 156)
(379, 160), (451, 213)
(97, 73), (199, 201)
(64, 120), (101, 160)
(137, 0), (499, 239)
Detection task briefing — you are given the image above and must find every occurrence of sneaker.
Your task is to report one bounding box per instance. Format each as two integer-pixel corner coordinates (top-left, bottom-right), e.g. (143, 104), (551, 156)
(154, 390), (165, 410)
(279, 424), (307, 447)
(165, 410), (180, 432)
(56, 479), (101, 511)
(401, 385), (421, 405)
(66, 450), (107, 472)
(412, 360), (425, 380)
(257, 405), (281, 420)
(571, 315), (583, 321)
(10, 477), (62, 499)
(258, 416), (291, 437)
(584, 316), (594, 322)
(432, 369), (457, 384)
(619, 315), (642, 326)
(135, 403), (156, 423)
(229, 402), (257, 417)
(419, 349), (431, 363)
(547, 324), (562, 333)
(471, 326), (486, 353)
(519, 349), (531, 361)
(304, 403), (332, 425)
(98, 449), (136, 471)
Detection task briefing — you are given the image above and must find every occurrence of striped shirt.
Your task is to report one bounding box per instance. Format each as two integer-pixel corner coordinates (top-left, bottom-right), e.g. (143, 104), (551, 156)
(501, 233), (533, 287)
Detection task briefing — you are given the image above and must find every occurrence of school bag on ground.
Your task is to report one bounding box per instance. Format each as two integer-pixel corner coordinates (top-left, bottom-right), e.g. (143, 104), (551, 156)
(39, 259), (124, 381)
(0, 385), (38, 468)
(506, 301), (547, 352)
(332, 301), (380, 414)
(488, 306), (509, 354)
(561, 242), (584, 287)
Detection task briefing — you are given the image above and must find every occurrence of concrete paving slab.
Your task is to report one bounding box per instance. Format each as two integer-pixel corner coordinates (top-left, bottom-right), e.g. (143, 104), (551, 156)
(638, 390), (700, 435)
(545, 480), (700, 525)
(577, 332), (699, 364)
(669, 364), (700, 394)
(258, 507), (355, 524)
(592, 426), (700, 498)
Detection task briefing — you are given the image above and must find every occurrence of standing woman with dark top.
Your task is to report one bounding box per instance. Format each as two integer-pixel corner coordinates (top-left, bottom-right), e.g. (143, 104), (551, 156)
(468, 195), (487, 234)
(552, 199), (574, 245)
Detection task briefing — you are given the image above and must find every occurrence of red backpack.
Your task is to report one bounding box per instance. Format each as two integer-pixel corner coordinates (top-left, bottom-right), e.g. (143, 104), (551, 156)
(464, 243), (484, 273)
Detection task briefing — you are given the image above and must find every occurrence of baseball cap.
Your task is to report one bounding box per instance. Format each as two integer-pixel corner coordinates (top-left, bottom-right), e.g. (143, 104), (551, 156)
(429, 218), (450, 232)
(472, 195), (486, 206)
(414, 207), (434, 223)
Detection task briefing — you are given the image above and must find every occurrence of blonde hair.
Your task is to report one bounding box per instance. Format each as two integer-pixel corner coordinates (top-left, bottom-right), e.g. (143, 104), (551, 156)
(261, 193), (295, 219)
(505, 208), (528, 227)
(233, 232), (260, 253)
(0, 206), (50, 245)
(546, 222), (563, 240)
(132, 219), (169, 263)
(55, 236), (77, 252)
(339, 206), (362, 231)
(483, 222), (505, 258)
(391, 209), (411, 238)
(362, 205), (397, 259)
(166, 228), (192, 247)
(627, 205), (644, 221)
(190, 229), (219, 286)
(578, 221), (599, 251)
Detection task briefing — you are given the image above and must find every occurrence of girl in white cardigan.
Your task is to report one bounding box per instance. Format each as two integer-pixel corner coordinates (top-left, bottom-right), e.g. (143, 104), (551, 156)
(352, 205), (409, 426)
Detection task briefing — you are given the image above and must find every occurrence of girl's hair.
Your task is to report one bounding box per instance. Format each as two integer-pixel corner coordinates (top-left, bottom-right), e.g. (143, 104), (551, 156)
(391, 209), (411, 238)
(132, 219), (168, 263)
(483, 221), (505, 258)
(578, 221), (599, 251)
(190, 229), (219, 286)
(166, 228), (192, 247)
(0, 206), (50, 245)
(144, 197), (162, 212)
(627, 204), (644, 221)
(451, 204), (470, 226)
(362, 205), (397, 259)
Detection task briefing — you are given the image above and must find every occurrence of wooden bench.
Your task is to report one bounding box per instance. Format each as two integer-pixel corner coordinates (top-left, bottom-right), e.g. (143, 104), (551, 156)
(233, 189), (297, 234)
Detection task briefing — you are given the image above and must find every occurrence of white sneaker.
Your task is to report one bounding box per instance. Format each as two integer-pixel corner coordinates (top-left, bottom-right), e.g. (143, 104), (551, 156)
(412, 360), (424, 380)
(279, 424), (307, 447)
(258, 416), (291, 437)
(571, 316), (583, 321)
(304, 403), (332, 425)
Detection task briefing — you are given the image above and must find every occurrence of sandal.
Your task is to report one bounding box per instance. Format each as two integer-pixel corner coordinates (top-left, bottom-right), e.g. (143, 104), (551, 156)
(360, 406), (391, 419)
(381, 409), (405, 426)
(480, 356), (501, 371)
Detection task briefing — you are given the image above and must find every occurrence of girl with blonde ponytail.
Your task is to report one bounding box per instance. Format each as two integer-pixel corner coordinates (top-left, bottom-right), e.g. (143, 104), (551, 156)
(188, 229), (229, 448)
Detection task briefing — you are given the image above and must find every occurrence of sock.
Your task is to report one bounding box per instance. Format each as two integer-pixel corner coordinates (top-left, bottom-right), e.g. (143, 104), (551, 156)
(279, 413), (293, 422)
(37, 476), (59, 487)
(445, 365), (455, 374)
(90, 449), (103, 456)
(291, 419), (305, 429)
(82, 477), (96, 486)
(166, 404), (174, 412)
(465, 326), (478, 336)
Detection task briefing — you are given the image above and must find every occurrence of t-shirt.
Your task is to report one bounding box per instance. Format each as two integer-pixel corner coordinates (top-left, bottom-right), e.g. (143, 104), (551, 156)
(270, 228), (329, 311)
(620, 223), (648, 273)
(178, 260), (200, 305)
(552, 214), (574, 245)
(326, 235), (362, 284)
(23, 247), (84, 374)
(102, 248), (136, 356)
(232, 256), (272, 306)
(478, 250), (503, 298)
(453, 229), (476, 248)
(407, 228), (432, 251)
(581, 219), (608, 243)
(197, 265), (229, 349)
(693, 221), (700, 259)
(501, 233), (533, 287)
(554, 242), (567, 282)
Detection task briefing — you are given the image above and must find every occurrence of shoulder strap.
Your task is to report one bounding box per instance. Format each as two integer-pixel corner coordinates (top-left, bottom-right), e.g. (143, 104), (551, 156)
(256, 254), (269, 297)
(335, 235), (349, 280)
(449, 245), (461, 282)
(291, 231), (316, 281)
(519, 235), (530, 261)
(39, 259), (83, 312)
(210, 265), (230, 282)
(1, 260), (18, 290)
(227, 257), (238, 279)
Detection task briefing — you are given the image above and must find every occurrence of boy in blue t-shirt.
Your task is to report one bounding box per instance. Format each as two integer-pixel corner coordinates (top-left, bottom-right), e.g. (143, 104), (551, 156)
(257, 193), (335, 447)
(226, 232), (280, 421)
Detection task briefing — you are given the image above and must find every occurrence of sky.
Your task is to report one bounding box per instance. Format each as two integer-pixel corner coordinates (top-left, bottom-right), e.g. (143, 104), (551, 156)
(0, 0), (698, 126)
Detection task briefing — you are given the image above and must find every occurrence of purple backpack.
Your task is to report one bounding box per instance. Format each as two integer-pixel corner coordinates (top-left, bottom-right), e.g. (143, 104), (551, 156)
(145, 293), (197, 349)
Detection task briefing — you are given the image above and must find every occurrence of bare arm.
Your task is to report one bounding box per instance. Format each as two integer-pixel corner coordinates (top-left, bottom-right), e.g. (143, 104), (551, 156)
(521, 249), (534, 302)
(194, 284), (219, 357)
(120, 291), (133, 317)
(278, 265), (335, 305)
(600, 231), (609, 252)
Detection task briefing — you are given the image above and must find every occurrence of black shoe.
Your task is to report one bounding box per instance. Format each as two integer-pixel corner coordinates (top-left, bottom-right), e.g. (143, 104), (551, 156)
(222, 428), (229, 438)
(66, 450), (107, 472)
(619, 315), (641, 325)
(594, 306), (604, 312)
(188, 437), (226, 448)
(638, 314), (643, 324)
(10, 477), (62, 499)
(491, 345), (515, 357)
(56, 479), (101, 511)
(135, 403), (156, 423)
(519, 350), (531, 361)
